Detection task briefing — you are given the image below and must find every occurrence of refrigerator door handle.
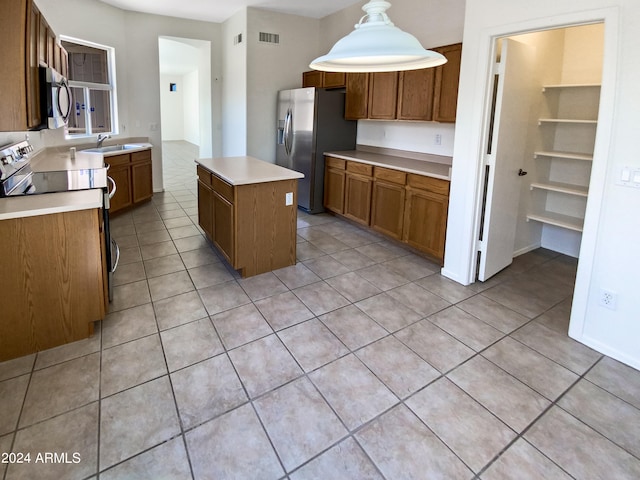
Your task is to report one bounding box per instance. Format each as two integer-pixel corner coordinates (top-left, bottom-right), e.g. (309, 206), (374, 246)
(284, 108), (292, 156)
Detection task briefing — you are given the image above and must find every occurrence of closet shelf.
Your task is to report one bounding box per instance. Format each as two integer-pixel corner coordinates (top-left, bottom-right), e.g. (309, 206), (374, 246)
(530, 181), (589, 197)
(542, 83), (601, 91)
(534, 151), (593, 161)
(538, 118), (598, 125)
(526, 211), (584, 232)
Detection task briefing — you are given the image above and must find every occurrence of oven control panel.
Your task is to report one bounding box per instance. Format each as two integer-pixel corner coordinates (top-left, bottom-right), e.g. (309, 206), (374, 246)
(0, 140), (33, 180)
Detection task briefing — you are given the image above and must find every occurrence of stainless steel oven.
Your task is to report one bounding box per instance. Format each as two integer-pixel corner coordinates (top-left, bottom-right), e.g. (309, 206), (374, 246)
(0, 139), (118, 301)
(104, 175), (119, 301)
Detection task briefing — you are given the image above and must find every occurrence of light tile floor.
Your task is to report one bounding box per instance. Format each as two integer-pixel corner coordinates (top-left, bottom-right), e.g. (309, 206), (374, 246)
(1, 141), (640, 479)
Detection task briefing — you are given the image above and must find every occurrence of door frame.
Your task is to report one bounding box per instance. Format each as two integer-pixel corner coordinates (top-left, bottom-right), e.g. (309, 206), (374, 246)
(442, 7), (619, 345)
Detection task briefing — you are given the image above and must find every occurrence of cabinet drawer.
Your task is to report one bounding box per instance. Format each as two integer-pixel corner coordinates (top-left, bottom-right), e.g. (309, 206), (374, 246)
(325, 156), (346, 170)
(347, 161), (373, 176)
(407, 174), (450, 196)
(374, 167), (406, 185)
(131, 149), (151, 163)
(107, 153), (130, 167)
(211, 174), (234, 203)
(197, 165), (212, 187)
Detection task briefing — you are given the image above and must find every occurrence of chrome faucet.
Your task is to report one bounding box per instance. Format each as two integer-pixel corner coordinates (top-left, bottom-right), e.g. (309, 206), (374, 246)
(97, 133), (111, 148)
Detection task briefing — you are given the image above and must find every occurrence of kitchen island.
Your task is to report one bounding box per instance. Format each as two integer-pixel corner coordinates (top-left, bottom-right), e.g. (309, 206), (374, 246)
(195, 156), (303, 278)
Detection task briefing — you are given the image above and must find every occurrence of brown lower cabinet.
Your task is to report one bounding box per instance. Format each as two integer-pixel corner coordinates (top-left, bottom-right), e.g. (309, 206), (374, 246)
(197, 165), (298, 277)
(0, 208), (107, 361)
(107, 149), (153, 214)
(324, 156), (450, 263)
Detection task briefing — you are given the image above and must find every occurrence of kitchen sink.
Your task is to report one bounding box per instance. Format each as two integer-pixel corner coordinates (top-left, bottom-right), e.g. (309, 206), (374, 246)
(82, 144), (146, 153)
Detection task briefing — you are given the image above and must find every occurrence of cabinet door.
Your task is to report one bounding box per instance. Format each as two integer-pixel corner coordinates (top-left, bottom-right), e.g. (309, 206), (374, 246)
(212, 191), (234, 264)
(303, 70), (323, 88)
(27, 1), (41, 128)
(323, 72), (346, 89)
(433, 43), (462, 123)
(132, 161), (153, 203)
(108, 164), (132, 214)
(345, 73), (369, 120)
(403, 189), (449, 263)
(371, 180), (406, 240)
(38, 15), (47, 66)
(368, 72), (399, 120)
(397, 68), (435, 121)
(324, 167), (346, 214)
(344, 173), (373, 226)
(197, 180), (214, 240)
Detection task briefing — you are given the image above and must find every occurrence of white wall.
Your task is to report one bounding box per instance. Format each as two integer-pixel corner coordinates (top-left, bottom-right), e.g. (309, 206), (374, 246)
(319, 0), (465, 157)
(445, 0), (640, 369)
(183, 70), (200, 145)
(221, 9), (247, 157)
(246, 8), (320, 163)
(160, 74), (185, 140)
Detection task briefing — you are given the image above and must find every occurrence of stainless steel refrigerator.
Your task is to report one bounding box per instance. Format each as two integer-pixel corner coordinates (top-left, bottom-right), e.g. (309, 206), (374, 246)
(276, 87), (357, 213)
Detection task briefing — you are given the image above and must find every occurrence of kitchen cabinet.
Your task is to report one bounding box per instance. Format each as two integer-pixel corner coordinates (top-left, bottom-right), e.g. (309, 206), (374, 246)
(368, 72), (399, 120)
(371, 167), (407, 240)
(345, 73), (370, 120)
(403, 174), (449, 261)
(106, 149), (153, 214)
(198, 165), (234, 262)
(432, 43), (463, 123)
(324, 155), (450, 263)
(397, 68), (436, 121)
(0, 0), (68, 131)
(302, 71), (346, 89)
(0, 208), (107, 362)
(344, 43), (462, 122)
(324, 156), (346, 214)
(196, 157), (301, 277)
(344, 161), (373, 226)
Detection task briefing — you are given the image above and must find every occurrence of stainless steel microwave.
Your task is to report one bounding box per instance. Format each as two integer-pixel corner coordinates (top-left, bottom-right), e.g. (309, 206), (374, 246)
(39, 67), (72, 129)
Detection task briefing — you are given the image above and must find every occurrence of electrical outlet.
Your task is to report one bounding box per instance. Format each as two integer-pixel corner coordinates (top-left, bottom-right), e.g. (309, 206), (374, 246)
(285, 192), (293, 206)
(435, 134), (442, 146)
(599, 288), (618, 310)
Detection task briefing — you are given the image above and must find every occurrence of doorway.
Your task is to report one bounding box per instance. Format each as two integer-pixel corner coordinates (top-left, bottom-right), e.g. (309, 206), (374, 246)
(479, 24), (604, 279)
(476, 23), (604, 329)
(158, 36), (212, 190)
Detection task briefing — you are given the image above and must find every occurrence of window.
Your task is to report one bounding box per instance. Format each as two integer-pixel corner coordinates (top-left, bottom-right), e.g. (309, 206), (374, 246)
(61, 37), (118, 137)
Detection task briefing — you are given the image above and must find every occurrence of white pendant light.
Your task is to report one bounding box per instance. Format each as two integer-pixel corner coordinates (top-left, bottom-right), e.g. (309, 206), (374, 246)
(310, 0), (447, 73)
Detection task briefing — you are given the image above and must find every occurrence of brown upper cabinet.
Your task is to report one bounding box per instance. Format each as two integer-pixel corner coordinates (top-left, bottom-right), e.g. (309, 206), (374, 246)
(433, 43), (463, 123)
(345, 73), (370, 120)
(302, 71), (346, 89)
(345, 43), (462, 123)
(368, 72), (399, 120)
(0, 0), (69, 131)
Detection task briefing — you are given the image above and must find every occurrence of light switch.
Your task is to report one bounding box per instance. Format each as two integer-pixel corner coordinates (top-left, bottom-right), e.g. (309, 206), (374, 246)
(633, 170), (640, 185)
(621, 167), (631, 182)
(285, 192), (293, 206)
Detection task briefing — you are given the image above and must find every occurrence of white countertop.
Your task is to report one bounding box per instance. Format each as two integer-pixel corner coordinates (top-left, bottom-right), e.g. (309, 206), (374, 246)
(0, 189), (103, 220)
(196, 156), (304, 185)
(326, 150), (452, 180)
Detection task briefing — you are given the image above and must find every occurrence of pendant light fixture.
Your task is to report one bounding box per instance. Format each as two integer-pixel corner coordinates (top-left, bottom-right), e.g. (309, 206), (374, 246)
(310, 0), (447, 73)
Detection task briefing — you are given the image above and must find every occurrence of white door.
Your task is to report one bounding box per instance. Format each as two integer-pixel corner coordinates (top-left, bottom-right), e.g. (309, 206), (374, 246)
(478, 38), (535, 281)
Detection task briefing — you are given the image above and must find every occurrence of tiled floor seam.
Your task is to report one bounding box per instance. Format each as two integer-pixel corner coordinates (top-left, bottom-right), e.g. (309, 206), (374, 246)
(473, 357), (607, 478)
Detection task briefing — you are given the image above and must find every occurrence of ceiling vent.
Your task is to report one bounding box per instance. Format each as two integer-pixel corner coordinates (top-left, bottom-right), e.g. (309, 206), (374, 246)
(259, 32), (280, 45)
(233, 33), (242, 45)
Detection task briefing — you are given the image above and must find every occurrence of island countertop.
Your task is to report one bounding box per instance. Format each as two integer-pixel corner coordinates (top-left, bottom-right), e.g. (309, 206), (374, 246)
(195, 156), (304, 185)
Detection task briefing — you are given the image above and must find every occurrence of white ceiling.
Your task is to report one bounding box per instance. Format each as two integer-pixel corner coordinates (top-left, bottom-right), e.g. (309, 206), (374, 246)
(98, 0), (362, 23)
